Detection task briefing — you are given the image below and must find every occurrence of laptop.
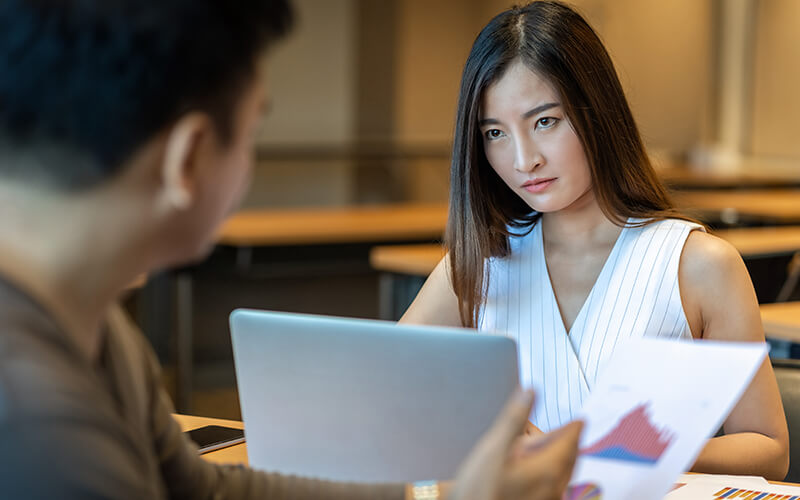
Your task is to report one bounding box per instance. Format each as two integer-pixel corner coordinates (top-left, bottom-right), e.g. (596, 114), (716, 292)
(230, 308), (519, 483)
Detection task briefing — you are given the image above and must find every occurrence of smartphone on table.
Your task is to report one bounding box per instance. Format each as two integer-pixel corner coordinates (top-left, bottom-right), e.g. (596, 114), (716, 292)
(185, 425), (245, 454)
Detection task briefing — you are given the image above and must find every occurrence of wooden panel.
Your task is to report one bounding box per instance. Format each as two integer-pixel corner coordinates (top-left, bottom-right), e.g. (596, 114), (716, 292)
(715, 226), (800, 258)
(673, 190), (800, 221)
(369, 226), (800, 277)
(370, 244), (445, 276)
(218, 202), (448, 247)
(760, 302), (800, 343)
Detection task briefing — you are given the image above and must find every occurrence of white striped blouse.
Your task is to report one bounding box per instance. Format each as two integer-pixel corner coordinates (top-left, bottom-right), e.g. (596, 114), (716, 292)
(478, 218), (703, 431)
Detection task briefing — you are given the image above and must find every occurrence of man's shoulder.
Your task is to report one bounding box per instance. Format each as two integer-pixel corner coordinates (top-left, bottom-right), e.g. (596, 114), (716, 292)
(0, 327), (162, 499)
(0, 319), (103, 421)
(0, 404), (161, 499)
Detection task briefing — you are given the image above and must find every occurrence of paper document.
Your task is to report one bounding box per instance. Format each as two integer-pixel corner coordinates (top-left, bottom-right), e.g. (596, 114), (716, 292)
(665, 473), (770, 499)
(666, 474), (800, 499)
(563, 338), (767, 500)
(672, 473), (769, 489)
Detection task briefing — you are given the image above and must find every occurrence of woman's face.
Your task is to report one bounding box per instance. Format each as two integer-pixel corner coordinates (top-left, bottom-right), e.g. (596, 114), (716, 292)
(479, 59), (592, 214)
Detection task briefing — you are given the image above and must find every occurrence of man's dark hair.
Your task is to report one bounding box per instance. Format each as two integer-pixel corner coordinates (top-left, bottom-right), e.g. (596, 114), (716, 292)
(0, 0), (292, 189)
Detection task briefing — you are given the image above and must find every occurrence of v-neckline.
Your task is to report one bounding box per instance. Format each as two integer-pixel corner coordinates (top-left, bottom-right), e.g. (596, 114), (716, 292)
(537, 220), (628, 338)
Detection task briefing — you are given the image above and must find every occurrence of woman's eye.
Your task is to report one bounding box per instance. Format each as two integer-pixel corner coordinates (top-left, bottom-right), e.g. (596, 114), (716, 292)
(484, 129), (505, 140)
(537, 117), (558, 129)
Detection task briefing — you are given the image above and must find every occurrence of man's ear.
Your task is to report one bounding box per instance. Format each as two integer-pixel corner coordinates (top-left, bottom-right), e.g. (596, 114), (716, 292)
(160, 113), (213, 211)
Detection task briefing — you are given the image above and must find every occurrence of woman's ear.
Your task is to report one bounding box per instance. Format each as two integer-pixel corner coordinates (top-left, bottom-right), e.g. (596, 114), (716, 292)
(159, 112), (213, 211)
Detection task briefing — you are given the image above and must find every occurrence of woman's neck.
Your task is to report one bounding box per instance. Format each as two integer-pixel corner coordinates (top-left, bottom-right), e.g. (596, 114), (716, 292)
(539, 190), (621, 250)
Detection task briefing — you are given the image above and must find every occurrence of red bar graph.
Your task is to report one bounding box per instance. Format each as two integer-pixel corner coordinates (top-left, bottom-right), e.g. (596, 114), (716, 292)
(581, 403), (674, 464)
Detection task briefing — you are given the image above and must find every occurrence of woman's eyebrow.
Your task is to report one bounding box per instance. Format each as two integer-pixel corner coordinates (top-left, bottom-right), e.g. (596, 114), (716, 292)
(521, 102), (560, 119)
(479, 101), (561, 127)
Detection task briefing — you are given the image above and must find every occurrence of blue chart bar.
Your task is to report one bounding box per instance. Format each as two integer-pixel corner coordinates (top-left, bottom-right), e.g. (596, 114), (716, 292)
(713, 486), (800, 499)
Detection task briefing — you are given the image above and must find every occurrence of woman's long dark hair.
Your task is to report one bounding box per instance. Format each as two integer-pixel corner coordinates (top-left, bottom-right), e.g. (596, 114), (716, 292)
(447, 1), (690, 327)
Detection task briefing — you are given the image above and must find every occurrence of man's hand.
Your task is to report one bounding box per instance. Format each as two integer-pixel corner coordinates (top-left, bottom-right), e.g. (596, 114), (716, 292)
(447, 389), (583, 500)
(524, 421), (544, 437)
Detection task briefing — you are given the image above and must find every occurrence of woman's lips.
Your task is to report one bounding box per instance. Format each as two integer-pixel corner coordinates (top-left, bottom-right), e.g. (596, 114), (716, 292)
(522, 178), (556, 193)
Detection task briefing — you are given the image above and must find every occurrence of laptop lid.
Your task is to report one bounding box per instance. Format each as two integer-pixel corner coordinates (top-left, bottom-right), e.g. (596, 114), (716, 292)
(230, 308), (518, 483)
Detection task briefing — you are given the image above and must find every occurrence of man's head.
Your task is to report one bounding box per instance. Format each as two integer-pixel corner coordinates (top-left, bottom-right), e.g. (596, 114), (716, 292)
(0, 0), (292, 267)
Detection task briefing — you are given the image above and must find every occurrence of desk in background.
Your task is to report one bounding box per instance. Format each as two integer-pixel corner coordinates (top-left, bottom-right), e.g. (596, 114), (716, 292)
(158, 188), (800, 411)
(162, 202), (447, 412)
(372, 227), (800, 320)
(761, 302), (800, 344)
(715, 226), (800, 258)
(176, 413), (800, 488)
(673, 189), (800, 226)
(371, 244), (447, 319)
(369, 222), (800, 279)
(218, 203), (447, 247)
(660, 165), (800, 190)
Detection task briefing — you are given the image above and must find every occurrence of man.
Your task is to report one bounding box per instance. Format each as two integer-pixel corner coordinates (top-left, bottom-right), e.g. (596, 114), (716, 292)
(0, 1), (581, 498)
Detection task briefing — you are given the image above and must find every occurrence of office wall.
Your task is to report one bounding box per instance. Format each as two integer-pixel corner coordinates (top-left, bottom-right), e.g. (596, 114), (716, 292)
(750, 0), (800, 159)
(578, 0), (713, 156)
(258, 0), (356, 146)
(393, 0), (481, 146)
(247, 0), (715, 208)
(391, 0), (711, 156)
(384, 0), (712, 202)
(247, 0), (357, 208)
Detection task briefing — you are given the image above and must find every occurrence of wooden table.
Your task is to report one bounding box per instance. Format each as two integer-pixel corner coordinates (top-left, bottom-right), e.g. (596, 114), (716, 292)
(175, 414), (800, 490)
(169, 202), (448, 412)
(175, 414), (248, 465)
(218, 202), (448, 248)
(172, 191), (800, 409)
(673, 189), (800, 223)
(219, 191), (800, 249)
(714, 226), (800, 258)
(370, 227), (800, 278)
(370, 244), (446, 277)
(172, 202), (448, 411)
(369, 244), (443, 319)
(761, 302), (800, 343)
(370, 227), (800, 320)
(660, 165), (800, 190)
(215, 189), (800, 253)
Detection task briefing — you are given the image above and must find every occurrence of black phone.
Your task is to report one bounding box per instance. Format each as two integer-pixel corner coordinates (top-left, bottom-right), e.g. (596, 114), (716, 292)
(185, 425), (245, 453)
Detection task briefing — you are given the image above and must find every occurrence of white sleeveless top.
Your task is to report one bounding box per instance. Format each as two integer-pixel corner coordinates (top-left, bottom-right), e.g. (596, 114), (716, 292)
(478, 218), (703, 431)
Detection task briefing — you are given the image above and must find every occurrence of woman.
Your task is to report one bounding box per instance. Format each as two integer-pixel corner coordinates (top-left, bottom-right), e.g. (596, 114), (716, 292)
(401, 0), (789, 480)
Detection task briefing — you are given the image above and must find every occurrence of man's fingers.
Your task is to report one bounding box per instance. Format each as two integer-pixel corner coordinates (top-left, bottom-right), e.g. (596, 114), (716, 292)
(447, 389), (536, 500)
(486, 388), (536, 449)
(517, 420), (583, 454)
(519, 420), (584, 471)
(548, 421), (583, 470)
(524, 421), (543, 437)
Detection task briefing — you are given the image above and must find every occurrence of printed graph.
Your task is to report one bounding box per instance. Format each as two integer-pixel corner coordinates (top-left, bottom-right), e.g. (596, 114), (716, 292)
(581, 403), (674, 464)
(712, 487), (800, 499)
(564, 482), (603, 500)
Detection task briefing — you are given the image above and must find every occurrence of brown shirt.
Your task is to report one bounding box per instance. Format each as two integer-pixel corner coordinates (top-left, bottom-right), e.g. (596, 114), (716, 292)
(0, 278), (405, 499)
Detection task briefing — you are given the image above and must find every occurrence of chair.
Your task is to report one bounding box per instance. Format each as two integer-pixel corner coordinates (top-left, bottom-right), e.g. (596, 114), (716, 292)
(772, 358), (800, 482)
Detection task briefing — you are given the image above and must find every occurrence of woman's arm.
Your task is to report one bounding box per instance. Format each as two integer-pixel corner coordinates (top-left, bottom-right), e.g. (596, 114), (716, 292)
(680, 231), (790, 480)
(400, 255), (464, 327)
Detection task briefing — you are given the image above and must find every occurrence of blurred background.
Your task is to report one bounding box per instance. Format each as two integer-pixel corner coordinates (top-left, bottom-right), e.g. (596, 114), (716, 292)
(127, 0), (800, 419)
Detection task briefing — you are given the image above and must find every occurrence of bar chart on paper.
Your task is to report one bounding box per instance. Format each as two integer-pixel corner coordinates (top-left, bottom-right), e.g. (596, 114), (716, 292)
(564, 482), (603, 500)
(666, 480), (800, 500)
(581, 403), (674, 465)
(711, 488), (800, 499)
(566, 338), (768, 500)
